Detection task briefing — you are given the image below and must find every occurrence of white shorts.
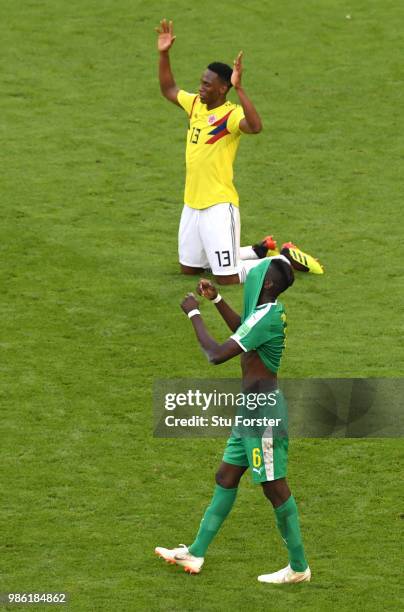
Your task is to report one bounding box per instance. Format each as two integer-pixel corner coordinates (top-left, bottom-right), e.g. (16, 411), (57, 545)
(178, 203), (241, 276)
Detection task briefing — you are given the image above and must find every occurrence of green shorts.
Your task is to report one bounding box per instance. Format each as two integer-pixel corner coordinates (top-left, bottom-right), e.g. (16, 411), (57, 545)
(223, 389), (288, 483)
(223, 433), (288, 483)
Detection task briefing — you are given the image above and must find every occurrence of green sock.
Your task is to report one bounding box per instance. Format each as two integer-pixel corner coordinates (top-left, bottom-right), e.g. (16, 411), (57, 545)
(188, 484), (238, 557)
(274, 495), (308, 572)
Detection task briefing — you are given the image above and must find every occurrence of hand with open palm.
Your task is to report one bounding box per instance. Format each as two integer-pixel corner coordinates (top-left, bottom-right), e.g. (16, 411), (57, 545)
(156, 19), (176, 52)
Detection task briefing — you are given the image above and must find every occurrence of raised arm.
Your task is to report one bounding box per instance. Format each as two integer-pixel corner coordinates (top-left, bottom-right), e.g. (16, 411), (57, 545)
(197, 279), (241, 332)
(231, 51), (262, 134)
(156, 19), (180, 106)
(180, 294), (242, 365)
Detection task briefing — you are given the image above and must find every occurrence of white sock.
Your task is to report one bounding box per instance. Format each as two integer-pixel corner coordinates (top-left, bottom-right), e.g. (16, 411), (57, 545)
(238, 259), (267, 283)
(239, 245), (258, 260)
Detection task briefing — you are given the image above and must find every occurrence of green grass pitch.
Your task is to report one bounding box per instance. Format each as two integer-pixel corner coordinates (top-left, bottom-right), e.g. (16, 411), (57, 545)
(1, 1), (403, 610)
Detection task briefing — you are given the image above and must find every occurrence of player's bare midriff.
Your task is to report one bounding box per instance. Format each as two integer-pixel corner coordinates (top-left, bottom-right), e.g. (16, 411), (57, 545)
(241, 350), (277, 392)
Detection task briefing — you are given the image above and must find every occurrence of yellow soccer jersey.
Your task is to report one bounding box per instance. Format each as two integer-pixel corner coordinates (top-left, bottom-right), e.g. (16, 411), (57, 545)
(177, 90), (245, 210)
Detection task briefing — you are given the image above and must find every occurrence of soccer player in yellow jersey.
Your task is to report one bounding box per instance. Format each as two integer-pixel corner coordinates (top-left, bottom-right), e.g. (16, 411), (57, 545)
(156, 19), (324, 281)
(156, 19), (276, 285)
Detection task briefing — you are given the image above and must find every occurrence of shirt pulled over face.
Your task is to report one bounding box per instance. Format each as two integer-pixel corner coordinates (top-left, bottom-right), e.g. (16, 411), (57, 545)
(231, 260), (288, 374)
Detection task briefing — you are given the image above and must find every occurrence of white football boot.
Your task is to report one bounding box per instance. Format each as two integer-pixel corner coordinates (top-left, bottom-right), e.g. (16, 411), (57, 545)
(258, 564), (311, 584)
(155, 544), (204, 574)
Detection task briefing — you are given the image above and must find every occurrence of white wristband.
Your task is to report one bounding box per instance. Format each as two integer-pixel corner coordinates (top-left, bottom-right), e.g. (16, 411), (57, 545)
(187, 309), (200, 319)
(212, 294), (222, 304)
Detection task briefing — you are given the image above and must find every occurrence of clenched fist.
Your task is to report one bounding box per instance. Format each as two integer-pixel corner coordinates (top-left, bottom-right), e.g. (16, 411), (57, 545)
(197, 279), (218, 301)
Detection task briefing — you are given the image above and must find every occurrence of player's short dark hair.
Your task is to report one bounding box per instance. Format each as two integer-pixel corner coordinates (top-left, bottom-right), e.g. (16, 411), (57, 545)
(268, 259), (295, 295)
(207, 62), (233, 88)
